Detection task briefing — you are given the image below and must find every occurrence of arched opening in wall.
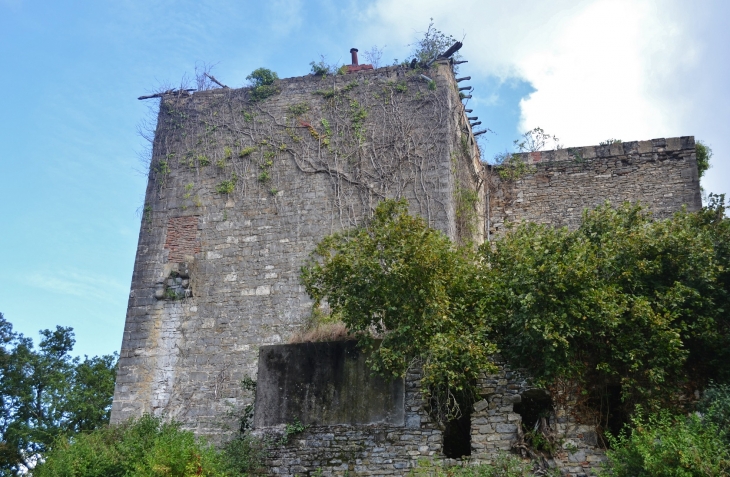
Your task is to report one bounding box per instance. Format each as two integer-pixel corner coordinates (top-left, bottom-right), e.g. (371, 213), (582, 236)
(442, 408), (471, 458)
(514, 389), (553, 430)
(590, 384), (628, 443)
(514, 389), (555, 454)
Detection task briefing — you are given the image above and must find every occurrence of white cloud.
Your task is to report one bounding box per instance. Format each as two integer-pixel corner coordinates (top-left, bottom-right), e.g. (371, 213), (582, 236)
(361, 0), (729, 195)
(25, 269), (128, 304)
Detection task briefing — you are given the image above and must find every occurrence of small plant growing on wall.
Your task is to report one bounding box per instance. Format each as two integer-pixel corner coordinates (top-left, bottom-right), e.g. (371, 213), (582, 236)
(494, 152), (537, 181)
(239, 146), (257, 158)
(216, 173), (238, 194)
(246, 68), (280, 102)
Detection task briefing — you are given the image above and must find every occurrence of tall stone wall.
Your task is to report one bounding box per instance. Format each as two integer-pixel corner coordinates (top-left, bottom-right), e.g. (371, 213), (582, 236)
(110, 61), (485, 433)
(487, 137), (702, 237)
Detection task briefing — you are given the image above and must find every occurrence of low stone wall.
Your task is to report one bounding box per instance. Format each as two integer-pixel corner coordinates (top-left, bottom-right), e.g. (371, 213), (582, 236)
(253, 343), (606, 476)
(254, 367), (441, 476)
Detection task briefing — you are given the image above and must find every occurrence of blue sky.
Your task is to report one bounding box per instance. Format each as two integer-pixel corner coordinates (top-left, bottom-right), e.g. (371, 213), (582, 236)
(1, 0), (728, 358)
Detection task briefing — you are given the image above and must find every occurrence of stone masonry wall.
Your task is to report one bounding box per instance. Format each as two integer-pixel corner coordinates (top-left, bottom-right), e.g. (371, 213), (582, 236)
(111, 61), (484, 435)
(257, 361), (605, 476)
(254, 366), (441, 476)
(487, 136), (702, 237)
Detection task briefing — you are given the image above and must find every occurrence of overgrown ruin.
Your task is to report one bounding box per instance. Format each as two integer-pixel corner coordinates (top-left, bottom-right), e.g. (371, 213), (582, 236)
(111, 52), (702, 476)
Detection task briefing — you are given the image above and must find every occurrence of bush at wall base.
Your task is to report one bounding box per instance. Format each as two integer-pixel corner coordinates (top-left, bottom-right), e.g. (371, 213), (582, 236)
(601, 406), (730, 477)
(32, 415), (234, 477)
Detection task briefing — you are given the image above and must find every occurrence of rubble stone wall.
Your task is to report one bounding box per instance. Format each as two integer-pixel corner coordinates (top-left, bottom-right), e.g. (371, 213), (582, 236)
(257, 358), (606, 476)
(487, 137), (702, 237)
(111, 62), (484, 434)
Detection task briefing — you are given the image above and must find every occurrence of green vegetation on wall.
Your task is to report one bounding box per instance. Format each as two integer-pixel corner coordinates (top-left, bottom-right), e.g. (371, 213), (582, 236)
(246, 68), (280, 102)
(696, 140), (713, 179)
(302, 195), (730, 432)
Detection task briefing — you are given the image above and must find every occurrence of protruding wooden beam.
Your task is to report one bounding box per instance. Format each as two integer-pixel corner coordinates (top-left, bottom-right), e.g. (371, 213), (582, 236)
(205, 73), (228, 89)
(137, 89), (195, 100)
(440, 41), (463, 59)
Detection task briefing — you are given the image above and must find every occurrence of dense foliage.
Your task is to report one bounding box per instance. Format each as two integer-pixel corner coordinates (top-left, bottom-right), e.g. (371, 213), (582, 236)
(302, 200), (496, 421)
(0, 315), (117, 475)
(302, 196), (730, 428)
(602, 400), (730, 476)
(245, 68), (279, 102)
(33, 415), (229, 477)
(696, 140), (713, 179)
(486, 196), (730, 425)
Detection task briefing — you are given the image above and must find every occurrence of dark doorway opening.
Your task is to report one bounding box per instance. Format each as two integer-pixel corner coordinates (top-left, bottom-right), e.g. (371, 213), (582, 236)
(442, 408), (471, 458)
(513, 389), (553, 430)
(592, 384), (627, 440)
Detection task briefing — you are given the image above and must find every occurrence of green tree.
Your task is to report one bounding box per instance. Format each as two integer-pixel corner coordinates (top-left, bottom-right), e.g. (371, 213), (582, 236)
(301, 200), (497, 422)
(0, 314), (117, 475)
(481, 196), (730, 427)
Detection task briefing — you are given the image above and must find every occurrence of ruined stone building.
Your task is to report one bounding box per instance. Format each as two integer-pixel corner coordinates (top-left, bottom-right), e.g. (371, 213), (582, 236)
(110, 50), (702, 476)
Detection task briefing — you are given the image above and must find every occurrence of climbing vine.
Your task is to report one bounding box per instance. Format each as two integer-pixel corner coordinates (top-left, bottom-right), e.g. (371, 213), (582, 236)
(148, 64), (477, 234)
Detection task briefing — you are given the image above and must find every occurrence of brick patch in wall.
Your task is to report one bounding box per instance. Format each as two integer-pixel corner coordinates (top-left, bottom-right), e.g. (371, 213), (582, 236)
(164, 216), (201, 263)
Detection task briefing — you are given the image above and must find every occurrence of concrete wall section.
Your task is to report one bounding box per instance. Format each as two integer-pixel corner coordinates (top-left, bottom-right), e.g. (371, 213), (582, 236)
(487, 136), (702, 236)
(254, 365), (441, 476)
(255, 341), (405, 427)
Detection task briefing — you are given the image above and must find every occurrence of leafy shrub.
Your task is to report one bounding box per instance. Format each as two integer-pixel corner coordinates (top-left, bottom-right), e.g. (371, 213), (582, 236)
(409, 18), (461, 66)
(309, 56), (341, 77)
(33, 415), (228, 477)
(696, 140), (713, 178)
(602, 409), (730, 477)
(221, 436), (265, 476)
(697, 382), (730, 444)
(246, 68), (280, 102)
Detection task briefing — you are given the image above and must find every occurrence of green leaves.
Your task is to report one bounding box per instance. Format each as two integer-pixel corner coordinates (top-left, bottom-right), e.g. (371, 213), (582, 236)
(301, 199), (496, 422)
(603, 407), (730, 476)
(246, 68), (280, 102)
(0, 314), (117, 474)
(301, 196), (730, 428)
(696, 140), (713, 179)
(484, 199), (730, 421)
(33, 415), (230, 477)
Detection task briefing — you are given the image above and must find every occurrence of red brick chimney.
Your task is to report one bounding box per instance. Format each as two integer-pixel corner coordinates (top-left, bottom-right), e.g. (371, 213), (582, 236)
(347, 47), (373, 73)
